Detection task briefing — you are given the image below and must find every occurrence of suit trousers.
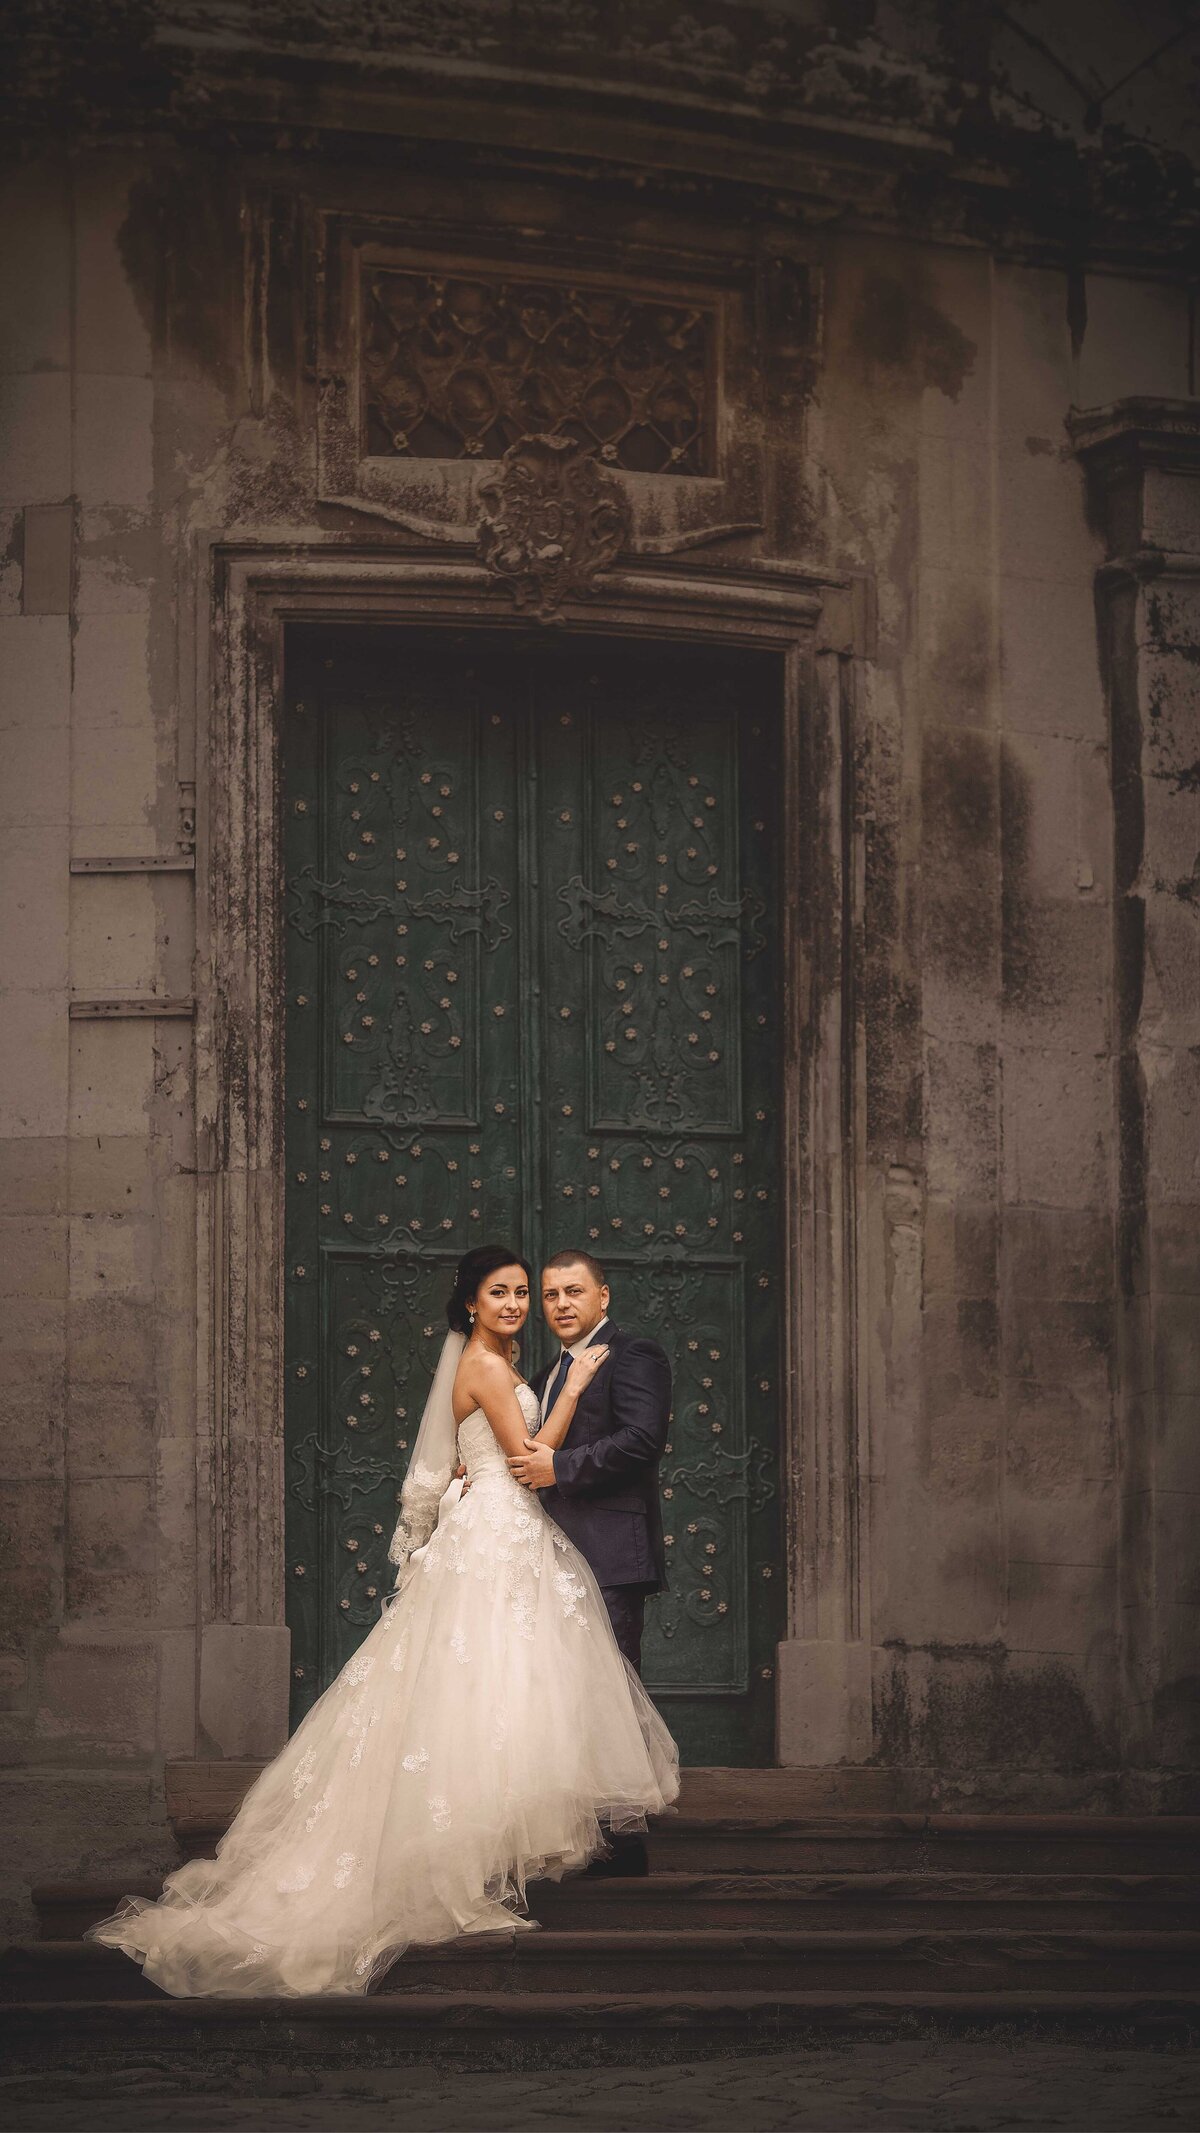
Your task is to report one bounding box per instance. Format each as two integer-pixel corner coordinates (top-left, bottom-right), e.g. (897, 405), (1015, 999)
(595, 1584), (650, 1875)
(599, 1585), (646, 1674)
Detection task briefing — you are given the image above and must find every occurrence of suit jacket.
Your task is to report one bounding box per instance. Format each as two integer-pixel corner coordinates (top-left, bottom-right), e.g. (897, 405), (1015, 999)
(528, 1323), (672, 1594)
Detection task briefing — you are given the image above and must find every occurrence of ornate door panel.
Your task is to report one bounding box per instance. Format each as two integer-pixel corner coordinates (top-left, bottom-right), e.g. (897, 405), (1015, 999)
(283, 628), (783, 1762)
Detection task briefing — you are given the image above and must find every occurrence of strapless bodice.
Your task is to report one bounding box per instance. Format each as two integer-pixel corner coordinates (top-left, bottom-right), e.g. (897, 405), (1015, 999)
(456, 1382), (540, 1479)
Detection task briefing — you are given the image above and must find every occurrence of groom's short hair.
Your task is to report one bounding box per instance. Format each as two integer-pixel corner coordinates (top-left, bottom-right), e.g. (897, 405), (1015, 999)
(543, 1248), (608, 1286)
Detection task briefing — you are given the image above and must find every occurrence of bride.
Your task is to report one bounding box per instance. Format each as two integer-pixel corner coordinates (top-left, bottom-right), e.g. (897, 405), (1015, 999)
(87, 1244), (679, 1997)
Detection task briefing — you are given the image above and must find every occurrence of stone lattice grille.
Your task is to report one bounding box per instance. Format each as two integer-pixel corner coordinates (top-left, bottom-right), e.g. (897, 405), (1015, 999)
(362, 269), (715, 473)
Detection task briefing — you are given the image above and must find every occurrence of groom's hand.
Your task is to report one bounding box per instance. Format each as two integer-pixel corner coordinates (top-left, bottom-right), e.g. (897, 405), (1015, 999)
(508, 1438), (556, 1490)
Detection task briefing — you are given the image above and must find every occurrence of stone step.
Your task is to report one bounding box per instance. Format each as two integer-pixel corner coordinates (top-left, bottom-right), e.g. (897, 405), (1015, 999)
(34, 1870), (1200, 1940)
(2, 1988), (1198, 2079)
(161, 1759), (1200, 1873)
(6, 1926), (1199, 2003)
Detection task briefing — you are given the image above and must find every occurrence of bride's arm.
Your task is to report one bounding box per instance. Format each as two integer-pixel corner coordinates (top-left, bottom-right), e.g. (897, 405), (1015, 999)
(465, 1353), (540, 1458)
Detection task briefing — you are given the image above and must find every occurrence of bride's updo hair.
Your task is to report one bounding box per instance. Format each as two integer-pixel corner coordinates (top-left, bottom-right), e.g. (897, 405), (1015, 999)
(446, 1244), (532, 1335)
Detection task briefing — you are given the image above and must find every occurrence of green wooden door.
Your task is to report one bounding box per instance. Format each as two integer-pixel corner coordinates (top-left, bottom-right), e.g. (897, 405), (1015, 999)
(283, 627), (784, 1763)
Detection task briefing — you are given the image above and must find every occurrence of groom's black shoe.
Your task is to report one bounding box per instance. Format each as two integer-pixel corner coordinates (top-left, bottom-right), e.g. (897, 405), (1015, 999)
(585, 1832), (650, 1877)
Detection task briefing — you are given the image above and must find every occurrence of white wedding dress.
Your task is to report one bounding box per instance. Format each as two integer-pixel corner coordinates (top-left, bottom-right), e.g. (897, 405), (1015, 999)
(88, 1384), (679, 1997)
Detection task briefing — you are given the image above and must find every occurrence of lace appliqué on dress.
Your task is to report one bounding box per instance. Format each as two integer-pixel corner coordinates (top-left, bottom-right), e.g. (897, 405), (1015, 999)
(291, 1745), (317, 1799)
(276, 1863), (317, 1894)
(304, 1787), (332, 1833)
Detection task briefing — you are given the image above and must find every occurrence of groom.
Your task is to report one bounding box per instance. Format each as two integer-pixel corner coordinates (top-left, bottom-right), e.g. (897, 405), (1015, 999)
(509, 1249), (672, 1872)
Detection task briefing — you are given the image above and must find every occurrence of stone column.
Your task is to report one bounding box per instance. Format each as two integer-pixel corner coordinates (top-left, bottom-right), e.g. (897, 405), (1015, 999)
(1072, 400), (1200, 1802)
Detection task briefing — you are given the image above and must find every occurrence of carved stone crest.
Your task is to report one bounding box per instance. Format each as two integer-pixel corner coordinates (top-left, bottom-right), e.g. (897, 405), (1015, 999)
(476, 434), (631, 619)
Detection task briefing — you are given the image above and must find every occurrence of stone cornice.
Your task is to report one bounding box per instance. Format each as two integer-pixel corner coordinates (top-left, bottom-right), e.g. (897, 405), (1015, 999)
(4, 6), (1198, 269)
(1069, 399), (1200, 474)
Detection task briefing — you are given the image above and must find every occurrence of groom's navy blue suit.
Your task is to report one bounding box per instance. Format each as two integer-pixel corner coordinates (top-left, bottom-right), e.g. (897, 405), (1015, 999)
(528, 1322), (672, 1676)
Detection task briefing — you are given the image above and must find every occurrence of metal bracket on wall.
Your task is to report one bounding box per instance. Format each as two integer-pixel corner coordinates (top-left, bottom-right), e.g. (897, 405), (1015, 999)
(70, 854), (196, 873)
(69, 998), (196, 1019)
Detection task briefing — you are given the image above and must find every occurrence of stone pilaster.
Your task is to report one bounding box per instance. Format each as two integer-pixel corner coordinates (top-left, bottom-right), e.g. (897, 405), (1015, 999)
(1072, 400), (1200, 1800)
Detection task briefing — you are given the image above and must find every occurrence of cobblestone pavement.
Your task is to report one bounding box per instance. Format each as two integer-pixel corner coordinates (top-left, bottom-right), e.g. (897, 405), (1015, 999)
(3, 2041), (1198, 2132)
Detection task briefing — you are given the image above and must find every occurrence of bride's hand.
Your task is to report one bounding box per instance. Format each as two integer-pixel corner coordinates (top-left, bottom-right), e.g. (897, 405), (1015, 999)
(565, 1344), (609, 1400)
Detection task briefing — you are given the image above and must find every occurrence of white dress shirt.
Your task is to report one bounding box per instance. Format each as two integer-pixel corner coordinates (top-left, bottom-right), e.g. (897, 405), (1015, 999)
(539, 1315), (610, 1426)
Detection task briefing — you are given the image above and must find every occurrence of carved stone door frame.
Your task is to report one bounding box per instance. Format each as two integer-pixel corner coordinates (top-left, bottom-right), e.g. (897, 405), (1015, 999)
(196, 538), (869, 1766)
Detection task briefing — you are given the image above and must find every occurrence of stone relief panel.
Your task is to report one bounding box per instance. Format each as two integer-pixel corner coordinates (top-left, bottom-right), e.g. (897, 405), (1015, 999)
(316, 214), (819, 554)
(363, 267), (714, 474)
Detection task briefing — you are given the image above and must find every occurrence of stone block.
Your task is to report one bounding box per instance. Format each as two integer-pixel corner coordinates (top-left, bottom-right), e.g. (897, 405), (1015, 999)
(74, 163), (152, 378)
(22, 502), (74, 616)
(68, 1134), (154, 1217)
(776, 1638), (872, 1765)
(0, 504), (22, 613)
(0, 1562), (62, 1649)
(71, 612), (152, 730)
(1003, 900), (1110, 1056)
(66, 1384), (156, 1477)
(68, 1211), (153, 1301)
(0, 1478), (63, 1639)
(73, 521), (154, 618)
(1006, 1559), (1114, 1659)
(1004, 1206), (1112, 1301)
(993, 264), (1073, 443)
(1156, 1396), (1200, 1501)
(198, 1624), (291, 1760)
(1003, 1296), (1115, 1400)
(69, 1022), (154, 1139)
(1144, 1044), (1200, 1198)
(1002, 730), (1110, 901)
(1077, 276), (1191, 405)
(918, 567), (999, 728)
(154, 1435), (196, 1626)
(1006, 1380), (1116, 1493)
(1139, 908), (1200, 1058)
(999, 577), (1104, 741)
(0, 373), (72, 505)
(1142, 467), (1200, 557)
(1142, 773), (1200, 894)
(70, 717), (158, 834)
(0, 829), (70, 991)
(0, 1137), (66, 1214)
(0, 1652), (29, 1713)
(36, 1630), (157, 1752)
(996, 450), (1095, 587)
(0, 1389), (64, 1482)
(65, 1476), (154, 1621)
(0, 1296), (66, 1398)
(1149, 1206), (1200, 1295)
(1001, 1048), (1109, 1208)
(0, 1214), (67, 1300)
(0, 991), (69, 1137)
(0, 719), (70, 833)
(1005, 1479), (1117, 1572)
(69, 874), (159, 997)
(0, 162), (70, 374)
(925, 1039), (998, 1198)
(1152, 1295), (1200, 1401)
(74, 376), (154, 516)
(926, 1394), (1002, 1504)
(0, 614), (70, 730)
(924, 1297), (1000, 1405)
(918, 433), (993, 572)
(158, 1626), (196, 1758)
(69, 1292), (156, 1387)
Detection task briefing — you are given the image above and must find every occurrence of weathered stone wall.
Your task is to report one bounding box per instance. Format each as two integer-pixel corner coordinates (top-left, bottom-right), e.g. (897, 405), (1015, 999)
(1, 1), (1198, 1936)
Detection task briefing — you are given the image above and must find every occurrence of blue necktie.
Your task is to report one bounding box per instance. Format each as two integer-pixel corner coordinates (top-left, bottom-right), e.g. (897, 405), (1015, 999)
(543, 1349), (571, 1426)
